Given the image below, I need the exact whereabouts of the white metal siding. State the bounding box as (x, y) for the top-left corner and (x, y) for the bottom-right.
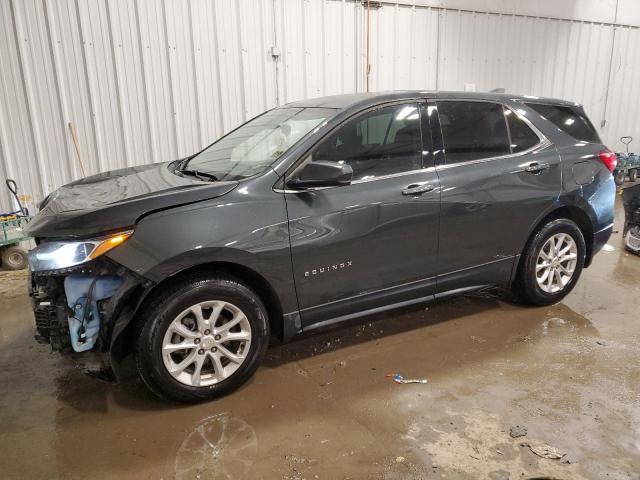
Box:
(603, 25), (640, 151)
(0, 0), (637, 213)
(436, 11), (614, 131)
(367, 4), (439, 91)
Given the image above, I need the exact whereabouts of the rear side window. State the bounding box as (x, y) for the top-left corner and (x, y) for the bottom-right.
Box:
(525, 103), (600, 143)
(437, 101), (510, 163)
(504, 108), (540, 153)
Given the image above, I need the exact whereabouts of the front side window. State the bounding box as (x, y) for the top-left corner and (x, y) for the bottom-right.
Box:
(504, 107), (540, 153)
(437, 101), (510, 164)
(185, 107), (336, 180)
(310, 103), (423, 181)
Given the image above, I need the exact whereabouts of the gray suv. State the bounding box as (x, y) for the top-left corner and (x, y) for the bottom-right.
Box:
(27, 91), (616, 402)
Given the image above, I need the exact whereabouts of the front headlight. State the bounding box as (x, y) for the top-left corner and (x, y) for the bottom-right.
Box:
(28, 230), (133, 272)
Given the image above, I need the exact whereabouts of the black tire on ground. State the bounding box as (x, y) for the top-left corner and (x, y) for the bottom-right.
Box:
(135, 274), (270, 403)
(1, 245), (28, 270)
(614, 170), (626, 185)
(513, 218), (586, 306)
(629, 169), (638, 182)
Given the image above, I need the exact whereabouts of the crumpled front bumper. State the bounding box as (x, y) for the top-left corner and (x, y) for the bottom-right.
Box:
(29, 257), (150, 381)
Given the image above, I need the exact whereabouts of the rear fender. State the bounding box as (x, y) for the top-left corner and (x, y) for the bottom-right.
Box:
(514, 196), (600, 279)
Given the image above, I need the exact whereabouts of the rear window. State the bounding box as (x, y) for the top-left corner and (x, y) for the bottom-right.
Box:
(525, 103), (600, 143)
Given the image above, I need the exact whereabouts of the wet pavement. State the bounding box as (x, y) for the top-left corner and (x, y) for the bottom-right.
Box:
(1, 200), (639, 480)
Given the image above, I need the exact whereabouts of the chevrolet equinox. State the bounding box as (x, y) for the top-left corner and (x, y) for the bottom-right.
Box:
(27, 91), (616, 402)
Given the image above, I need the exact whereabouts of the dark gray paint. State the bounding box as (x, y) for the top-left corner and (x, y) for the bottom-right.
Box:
(27, 161), (238, 238)
(432, 99), (563, 288)
(28, 91), (616, 358)
(285, 166), (441, 326)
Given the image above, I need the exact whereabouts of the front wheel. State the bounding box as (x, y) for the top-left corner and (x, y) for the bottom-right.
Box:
(629, 169), (638, 182)
(514, 219), (586, 306)
(614, 170), (626, 185)
(135, 275), (269, 403)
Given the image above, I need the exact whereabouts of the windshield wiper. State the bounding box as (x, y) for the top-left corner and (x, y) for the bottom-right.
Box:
(180, 169), (218, 182)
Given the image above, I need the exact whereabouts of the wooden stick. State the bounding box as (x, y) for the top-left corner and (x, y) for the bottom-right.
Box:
(68, 122), (87, 177)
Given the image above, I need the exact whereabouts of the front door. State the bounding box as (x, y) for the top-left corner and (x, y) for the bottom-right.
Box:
(284, 102), (441, 328)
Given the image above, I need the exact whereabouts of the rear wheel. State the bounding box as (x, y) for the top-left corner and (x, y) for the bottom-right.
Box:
(629, 169), (638, 182)
(614, 170), (626, 185)
(1, 245), (27, 270)
(135, 275), (269, 403)
(514, 219), (586, 306)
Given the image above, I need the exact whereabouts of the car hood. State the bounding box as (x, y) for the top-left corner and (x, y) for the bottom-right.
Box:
(27, 162), (238, 238)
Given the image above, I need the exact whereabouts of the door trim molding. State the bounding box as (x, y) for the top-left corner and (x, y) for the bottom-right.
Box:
(303, 293), (434, 332)
(299, 274), (437, 329)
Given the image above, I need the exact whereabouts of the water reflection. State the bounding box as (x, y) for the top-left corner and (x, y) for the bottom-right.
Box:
(174, 413), (257, 480)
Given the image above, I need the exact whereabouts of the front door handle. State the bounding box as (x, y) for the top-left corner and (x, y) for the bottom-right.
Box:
(402, 184), (435, 196)
(525, 162), (550, 173)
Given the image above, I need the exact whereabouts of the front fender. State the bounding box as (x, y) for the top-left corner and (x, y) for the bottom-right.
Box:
(105, 173), (297, 379)
(143, 246), (295, 307)
(107, 245), (296, 380)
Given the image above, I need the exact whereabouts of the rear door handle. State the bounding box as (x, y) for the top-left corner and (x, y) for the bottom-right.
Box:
(402, 184), (435, 196)
(525, 162), (550, 173)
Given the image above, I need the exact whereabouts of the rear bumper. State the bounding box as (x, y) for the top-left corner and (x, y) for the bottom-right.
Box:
(590, 223), (613, 264)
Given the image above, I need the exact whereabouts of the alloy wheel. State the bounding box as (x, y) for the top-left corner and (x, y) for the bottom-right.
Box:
(535, 233), (578, 294)
(162, 301), (252, 387)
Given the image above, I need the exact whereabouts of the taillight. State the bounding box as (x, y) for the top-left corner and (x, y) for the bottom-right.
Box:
(598, 148), (617, 173)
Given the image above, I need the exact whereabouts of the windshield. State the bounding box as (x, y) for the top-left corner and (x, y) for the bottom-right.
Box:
(183, 107), (337, 180)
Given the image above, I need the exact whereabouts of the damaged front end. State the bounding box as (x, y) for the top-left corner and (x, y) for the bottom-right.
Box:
(29, 232), (151, 380)
(622, 184), (640, 255)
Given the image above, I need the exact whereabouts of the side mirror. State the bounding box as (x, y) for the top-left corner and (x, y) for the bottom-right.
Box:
(286, 160), (353, 189)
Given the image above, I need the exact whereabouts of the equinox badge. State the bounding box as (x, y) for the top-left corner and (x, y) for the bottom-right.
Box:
(304, 260), (353, 277)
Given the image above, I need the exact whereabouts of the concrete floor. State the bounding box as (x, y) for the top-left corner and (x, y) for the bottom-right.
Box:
(1, 199), (639, 480)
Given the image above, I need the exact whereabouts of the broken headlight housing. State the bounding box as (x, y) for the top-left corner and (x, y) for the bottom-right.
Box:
(28, 231), (133, 272)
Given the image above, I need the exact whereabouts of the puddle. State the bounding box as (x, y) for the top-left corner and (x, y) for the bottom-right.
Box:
(174, 413), (257, 480)
(1, 209), (639, 480)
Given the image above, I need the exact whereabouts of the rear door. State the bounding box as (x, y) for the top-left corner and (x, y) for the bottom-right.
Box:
(432, 99), (561, 292)
(285, 102), (441, 328)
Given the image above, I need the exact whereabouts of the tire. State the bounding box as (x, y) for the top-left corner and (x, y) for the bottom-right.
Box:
(629, 169), (638, 182)
(514, 218), (586, 306)
(614, 170), (626, 185)
(135, 274), (270, 403)
(1, 245), (28, 270)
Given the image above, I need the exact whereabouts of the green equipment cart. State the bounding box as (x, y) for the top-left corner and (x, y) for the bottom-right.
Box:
(0, 215), (30, 270)
(0, 180), (31, 270)
(615, 136), (640, 185)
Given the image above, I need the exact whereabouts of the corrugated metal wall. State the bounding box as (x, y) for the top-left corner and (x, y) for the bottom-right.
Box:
(0, 0), (638, 213)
